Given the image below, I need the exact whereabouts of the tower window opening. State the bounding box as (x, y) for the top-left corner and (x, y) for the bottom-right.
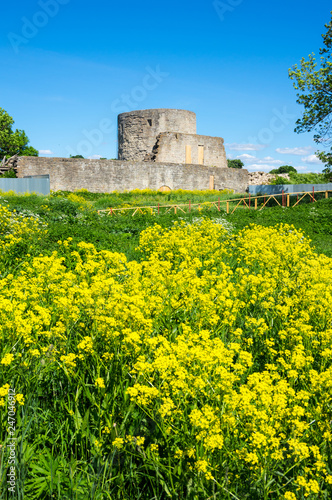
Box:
(147, 119), (153, 127)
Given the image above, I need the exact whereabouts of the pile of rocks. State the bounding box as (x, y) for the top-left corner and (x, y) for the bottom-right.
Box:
(248, 171), (290, 185)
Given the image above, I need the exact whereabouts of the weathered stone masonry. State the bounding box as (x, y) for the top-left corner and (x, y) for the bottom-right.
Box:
(118, 109), (197, 162)
(118, 109), (228, 168)
(16, 109), (248, 193)
(153, 132), (226, 168)
(16, 157), (248, 193)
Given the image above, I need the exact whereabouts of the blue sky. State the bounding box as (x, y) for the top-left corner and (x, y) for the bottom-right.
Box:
(1, 0), (331, 173)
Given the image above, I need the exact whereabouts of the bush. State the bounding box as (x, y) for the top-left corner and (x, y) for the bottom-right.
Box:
(288, 172), (327, 184)
(0, 169), (16, 178)
(269, 176), (292, 185)
(227, 159), (244, 169)
(270, 165), (297, 174)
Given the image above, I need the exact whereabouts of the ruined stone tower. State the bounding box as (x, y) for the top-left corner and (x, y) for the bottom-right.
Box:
(15, 108), (248, 193)
(118, 109), (227, 168)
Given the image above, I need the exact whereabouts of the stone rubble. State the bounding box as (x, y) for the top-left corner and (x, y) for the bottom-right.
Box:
(248, 171), (290, 185)
(0, 155), (18, 175)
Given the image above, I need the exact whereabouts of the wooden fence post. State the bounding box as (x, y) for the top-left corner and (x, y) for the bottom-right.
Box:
(287, 194), (290, 207)
(226, 201), (229, 214)
(326, 191), (328, 199)
(254, 198), (257, 210)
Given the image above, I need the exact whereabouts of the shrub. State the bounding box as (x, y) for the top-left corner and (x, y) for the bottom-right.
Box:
(270, 165), (297, 174)
(0, 169), (16, 178)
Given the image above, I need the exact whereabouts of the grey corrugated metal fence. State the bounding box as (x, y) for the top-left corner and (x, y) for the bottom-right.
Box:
(248, 183), (332, 195)
(0, 176), (50, 195)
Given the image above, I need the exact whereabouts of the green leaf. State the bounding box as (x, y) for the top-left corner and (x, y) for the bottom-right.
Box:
(0, 107), (38, 158)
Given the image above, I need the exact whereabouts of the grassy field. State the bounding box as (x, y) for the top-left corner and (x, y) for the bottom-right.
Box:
(0, 188), (331, 263)
(0, 189), (332, 499)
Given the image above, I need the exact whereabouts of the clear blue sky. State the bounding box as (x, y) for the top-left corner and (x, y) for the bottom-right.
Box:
(1, 0), (331, 173)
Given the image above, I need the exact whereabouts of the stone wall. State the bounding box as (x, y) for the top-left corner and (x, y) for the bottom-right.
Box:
(17, 157), (248, 193)
(152, 132), (227, 168)
(118, 109), (197, 161)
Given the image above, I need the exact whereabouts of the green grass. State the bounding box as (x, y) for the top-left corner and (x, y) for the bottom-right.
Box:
(52, 188), (238, 209)
(0, 188), (331, 262)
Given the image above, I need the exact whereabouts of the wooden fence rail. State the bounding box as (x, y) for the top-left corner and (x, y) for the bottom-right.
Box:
(97, 189), (331, 217)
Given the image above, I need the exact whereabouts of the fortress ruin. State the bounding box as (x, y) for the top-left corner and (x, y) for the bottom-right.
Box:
(118, 109), (227, 168)
(16, 109), (248, 193)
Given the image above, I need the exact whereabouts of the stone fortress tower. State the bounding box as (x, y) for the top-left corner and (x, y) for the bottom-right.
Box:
(118, 109), (228, 168)
(16, 108), (248, 194)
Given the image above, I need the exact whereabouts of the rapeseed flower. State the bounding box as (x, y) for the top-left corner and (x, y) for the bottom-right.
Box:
(0, 218), (332, 498)
(95, 378), (105, 389)
(15, 394), (24, 405)
(1, 353), (14, 365)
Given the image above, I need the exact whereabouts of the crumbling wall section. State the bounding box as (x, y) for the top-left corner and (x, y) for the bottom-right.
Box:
(248, 171), (290, 185)
(153, 132), (227, 168)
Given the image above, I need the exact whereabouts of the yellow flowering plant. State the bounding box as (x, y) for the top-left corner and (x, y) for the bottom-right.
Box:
(0, 217), (332, 498)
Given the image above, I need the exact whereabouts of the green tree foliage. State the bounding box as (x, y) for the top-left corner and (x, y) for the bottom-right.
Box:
(269, 167), (327, 185)
(269, 176), (292, 185)
(270, 165), (298, 175)
(0, 108), (38, 159)
(0, 169), (17, 178)
(288, 172), (327, 184)
(289, 12), (332, 180)
(227, 159), (244, 169)
(69, 154), (85, 159)
(320, 156), (332, 181)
